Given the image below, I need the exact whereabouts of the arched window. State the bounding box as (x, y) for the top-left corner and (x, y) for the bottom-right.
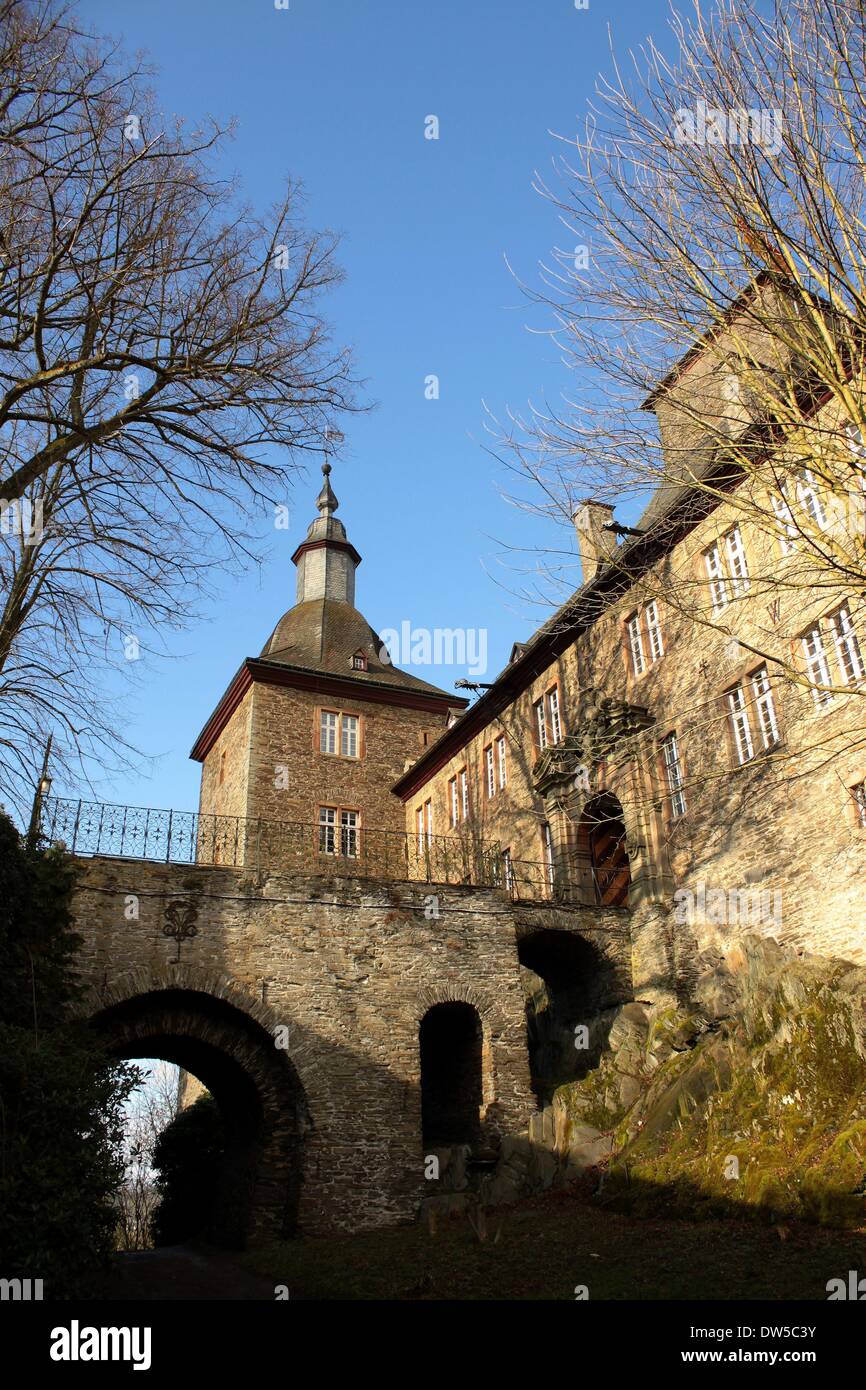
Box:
(419, 1002), (483, 1146)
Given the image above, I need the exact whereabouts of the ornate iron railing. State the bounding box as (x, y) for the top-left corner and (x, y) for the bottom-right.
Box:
(40, 797), (536, 891)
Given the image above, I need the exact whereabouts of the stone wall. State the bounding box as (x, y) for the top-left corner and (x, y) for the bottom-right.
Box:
(68, 854), (632, 1236)
(400, 479), (866, 984)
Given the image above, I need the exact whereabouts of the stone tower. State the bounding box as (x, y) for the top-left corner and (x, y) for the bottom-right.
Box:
(191, 464), (465, 845)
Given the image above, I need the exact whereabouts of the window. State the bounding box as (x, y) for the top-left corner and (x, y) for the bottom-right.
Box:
(796, 469), (827, 530)
(830, 602), (864, 686)
(542, 822), (555, 893)
(770, 488), (797, 555)
(626, 612), (646, 676)
(351, 650), (367, 671)
(646, 601), (664, 662)
(448, 776), (459, 828)
(341, 714), (359, 758)
(751, 666), (781, 751)
(320, 709), (361, 758)
(801, 623), (833, 706)
(704, 540), (729, 611)
(484, 745), (495, 798)
(547, 687), (562, 744)
(341, 810), (359, 857)
(320, 806), (359, 856)
(535, 686), (563, 751)
(626, 602), (664, 676)
(416, 805), (424, 854)
(661, 733), (687, 819)
(497, 735), (507, 789)
(319, 806), (337, 854)
(534, 698), (548, 751)
(852, 781), (866, 830)
(320, 710), (338, 755)
(771, 471), (829, 554)
(459, 767), (469, 819)
(726, 666), (780, 765)
(424, 799), (433, 845)
(502, 848), (514, 892)
(703, 525), (749, 611)
(725, 525), (750, 595)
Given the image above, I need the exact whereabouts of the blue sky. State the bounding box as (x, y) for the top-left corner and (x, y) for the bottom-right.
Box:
(68, 0), (674, 813)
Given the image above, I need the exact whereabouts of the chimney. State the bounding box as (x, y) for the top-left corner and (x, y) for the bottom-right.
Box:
(572, 500), (617, 583)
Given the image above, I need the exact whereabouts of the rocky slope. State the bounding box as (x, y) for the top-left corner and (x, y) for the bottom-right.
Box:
(483, 934), (866, 1228)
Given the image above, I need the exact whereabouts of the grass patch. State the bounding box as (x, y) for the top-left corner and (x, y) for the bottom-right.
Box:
(243, 1188), (866, 1300)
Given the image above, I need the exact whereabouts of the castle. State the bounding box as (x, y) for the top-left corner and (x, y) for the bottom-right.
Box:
(52, 274), (866, 1239)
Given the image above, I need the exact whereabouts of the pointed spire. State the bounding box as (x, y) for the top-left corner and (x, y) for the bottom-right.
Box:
(291, 457), (361, 606)
(316, 461), (339, 518)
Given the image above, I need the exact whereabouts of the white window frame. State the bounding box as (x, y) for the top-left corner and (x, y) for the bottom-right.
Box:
(502, 847), (514, 891)
(340, 714), (359, 758)
(771, 487), (797, 555)
(497, 735), (507, 789)
(704, 540), (730, 612)
(319, 709), (338, 755)
(535, 697), (548, 751)
(449, 776), (459, 828)
(542, 822), (555, 893)
(340, 809), (359, 858)
(750, 665), (780, 750)
(416, 806), (424, 854)
(645, 601), (664, 662)
(830, 602), (864, 686)
(796, 469), (827, 530)
(424, 798), (433, 846)
(725, 524), (750, 596)
(459, 767), (469, 820)
(661, 733), (687, 819)
(319, 806), (337, 854)
(627, 612), (646, 676)
(852, 781), (866, 830)
(801, 624), (833, 705)
(726, 684), (754, 765)
(485, 744), (495, 798)
(547, 687), (562, 744)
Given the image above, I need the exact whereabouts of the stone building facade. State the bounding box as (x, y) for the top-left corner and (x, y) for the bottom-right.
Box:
(394, 277), (866, 995)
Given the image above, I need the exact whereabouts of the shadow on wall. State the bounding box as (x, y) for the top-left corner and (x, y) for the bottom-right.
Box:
(518, 929), (627, 1106)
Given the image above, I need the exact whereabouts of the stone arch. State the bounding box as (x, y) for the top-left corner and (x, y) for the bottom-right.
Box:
(517, 926), (623, 1103)
(415, 982), (499, 1109)
(86, 975), (313, 1244)
(419, 1001), (484, 1147)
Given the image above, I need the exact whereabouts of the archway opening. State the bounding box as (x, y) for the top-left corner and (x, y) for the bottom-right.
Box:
(575, 792), (631, 906)
(419, 1002), (483, 1147)
(91, 989), (308, 1247)
(518, 929), (619, 1103)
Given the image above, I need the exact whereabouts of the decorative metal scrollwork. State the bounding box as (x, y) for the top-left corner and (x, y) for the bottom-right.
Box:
(163, 899), (199, 962)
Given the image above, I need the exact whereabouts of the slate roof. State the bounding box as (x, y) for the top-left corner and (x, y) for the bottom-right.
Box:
(259, 597), (455, 699)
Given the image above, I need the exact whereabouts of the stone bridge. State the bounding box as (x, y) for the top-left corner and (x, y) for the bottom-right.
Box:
(69, 852), (631, 1242)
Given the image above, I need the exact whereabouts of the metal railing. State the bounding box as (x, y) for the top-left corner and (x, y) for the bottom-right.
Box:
(41, 797), (537, 892)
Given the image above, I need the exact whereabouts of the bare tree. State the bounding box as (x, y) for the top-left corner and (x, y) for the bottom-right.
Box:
(0, 0), (359, 810)
(490, 0), (866, 690)
(115, 1060), (180, 1252)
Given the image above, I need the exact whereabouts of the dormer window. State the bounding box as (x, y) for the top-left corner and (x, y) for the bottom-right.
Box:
(351, 650), (368, 672)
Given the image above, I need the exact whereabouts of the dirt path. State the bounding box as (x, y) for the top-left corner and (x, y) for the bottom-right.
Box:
(104, 1244), (279, 1300)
